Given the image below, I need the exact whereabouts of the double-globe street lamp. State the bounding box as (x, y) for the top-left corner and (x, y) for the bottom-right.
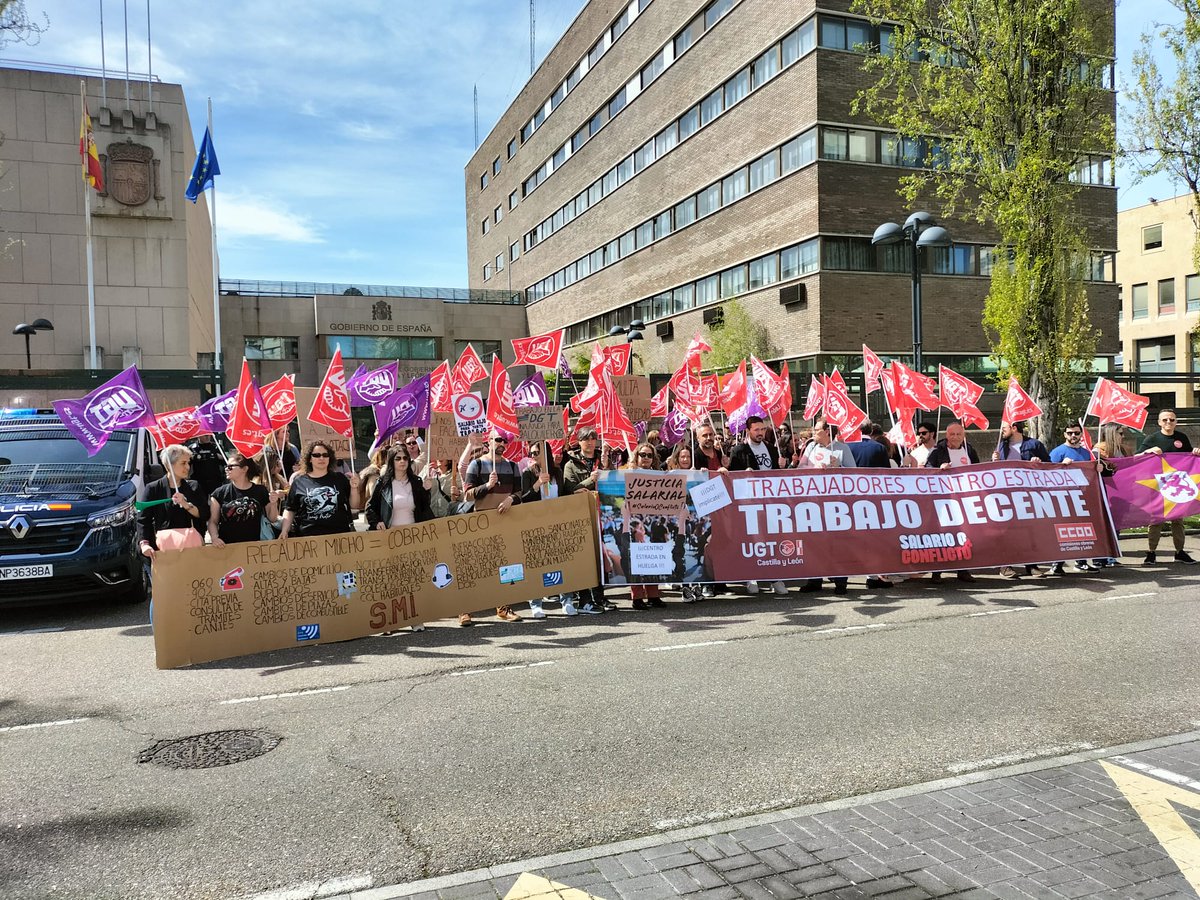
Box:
(11, 318), (54, 370)
(870, 211), (951, 373)
(608, 319), (645, 373)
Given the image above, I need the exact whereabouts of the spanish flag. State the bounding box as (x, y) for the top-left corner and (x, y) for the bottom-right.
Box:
(79, 102), (103, 192)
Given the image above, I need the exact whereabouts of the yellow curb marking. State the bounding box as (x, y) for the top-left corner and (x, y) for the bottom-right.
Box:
(503, 871), (607, 900)
(1101, 760), (1200, 893)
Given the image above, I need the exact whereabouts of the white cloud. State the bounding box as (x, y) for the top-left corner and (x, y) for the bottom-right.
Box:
(218, 192), (324, 245)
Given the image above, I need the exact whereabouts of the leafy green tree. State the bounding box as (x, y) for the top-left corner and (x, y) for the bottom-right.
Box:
(703, 299), (775, 371)
(1124, 2), (1200, 271)
(852, 0), (1112, 437)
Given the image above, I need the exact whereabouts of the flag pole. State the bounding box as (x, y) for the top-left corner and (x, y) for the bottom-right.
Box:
(207, 98), (222, 390)
(99, 1), (107, 108)
(81, 82), (99, 370)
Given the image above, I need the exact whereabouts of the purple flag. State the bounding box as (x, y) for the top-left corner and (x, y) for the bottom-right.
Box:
(659, 408), (689, 448)
(558, 353), (572, 378)
(634, 421), (647, 441)
(196, 388), (237, 433)
(727, 394), (768, 436)
(1105, 453), (1200, 530)
(369, 374), (431, 454)
(346, 361), (398, 407)
(513, 372), (548, 408)
(53, 366), (159, 456)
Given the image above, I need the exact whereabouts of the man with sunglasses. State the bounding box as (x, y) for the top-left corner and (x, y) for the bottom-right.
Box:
(1043, 424), (1099, 574)
(461, 430), (526, 623)
(902, 422), (937, 468)
(1138, 409), (1199, 564)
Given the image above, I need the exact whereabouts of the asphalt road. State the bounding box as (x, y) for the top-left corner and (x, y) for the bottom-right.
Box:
(1, 558), (1197, 900)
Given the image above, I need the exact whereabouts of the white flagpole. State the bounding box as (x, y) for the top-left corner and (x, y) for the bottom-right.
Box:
(99, 1), (107, 108)
(145, 0), (152, 114)
(208, 98), (222, 388)
(82, 81), (99, 370)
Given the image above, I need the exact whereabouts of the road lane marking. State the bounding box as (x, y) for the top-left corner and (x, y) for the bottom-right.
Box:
(504, 872), (606, 899)
(1102, 761), (1200, 894)
(948, 742), (1095, 774)
(0, 626), (67, 635)
(966, 607), (1035, 617)
(1109, 593), (1157, 601)
(0, 717), (90, 733)
(812, 624), (889, 635)
(1109, 755), (1200, 792)
(236, 872), (373, 900)
(645, 640), (729, 652)
(450, 660), (555, 677)
(220, 686), (350, 705)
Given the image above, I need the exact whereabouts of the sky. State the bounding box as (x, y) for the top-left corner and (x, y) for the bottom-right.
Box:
(3, 0), (1191, 289)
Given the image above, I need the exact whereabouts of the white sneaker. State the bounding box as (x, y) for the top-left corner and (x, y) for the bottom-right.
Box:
(772, 581), (788, 596)
(411, 625), (426, 632)
(745, 581), (760, 595)
(530, 600), (546, 619)
(562, 598), (578, 616)
(701, 585), (716, 599)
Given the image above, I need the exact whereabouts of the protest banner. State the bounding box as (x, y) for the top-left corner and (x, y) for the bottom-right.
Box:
(151, 492), (601, 668)
(598, 462), (1119, 583)
(1104, 453), (1200, 531)
(613, 375), (652, 423)
(624, 472), (689, 520)
(516, 404), (565, 441)
(296, 387), (352, 462)
(426, 411), (468, 466)
(453, 392), (488, 436)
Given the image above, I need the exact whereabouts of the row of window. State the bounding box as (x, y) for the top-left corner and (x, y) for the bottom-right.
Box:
(561, 236), (1117, 347)
(245, 336), (509, 363)
(520, 0), (738, 201)
(1135, 334), (1200, 374)
(1129, 274), (1200, 320)
(479, 0), (655, 194)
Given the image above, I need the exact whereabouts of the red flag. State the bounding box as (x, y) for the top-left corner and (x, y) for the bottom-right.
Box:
(802, 375), (825, 420)
(822, 373), (868, 436)
(603, 343), (632, 376)
(684, 333), (712, 370)
(862, 345), (884, 394)
(308, 348), (353, 438)
(751, 357), (787, 412)
(880, 368), (900, 415)
(772, 361), (792, 428)
(572, 344), (611, 412)
(597, 382), (638, 440)
(887, 410), (917, 452)
(261, 374), (297, 429)
(485, 355), (519, 435)
(673, 371), (715, 424)
(1001, 376), (1042, 426)
(148, 406), (207, 450)
(451, 344), (488, 395)
(1078, 418), (1094, 453)
(650, 384), (670, 418)
(890, 361), (940, 412)
(511, 329), (564, 369)
(718, 361), (748, 416)
(501, 438), (527, 462)
(937, 366), (989, 430)
(229, 360), (274, 456)
(1089, 378), (1149, 430)
(429, 361), (453, 413)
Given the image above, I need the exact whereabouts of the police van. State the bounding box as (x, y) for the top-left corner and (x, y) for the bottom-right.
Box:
(0, 409), (160, 606)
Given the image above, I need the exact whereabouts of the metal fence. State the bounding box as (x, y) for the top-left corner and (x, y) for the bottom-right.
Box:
(220, 279), (525, 306)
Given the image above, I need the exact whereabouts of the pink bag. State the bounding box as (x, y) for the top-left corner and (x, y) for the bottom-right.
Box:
(156, 527), (202, 551)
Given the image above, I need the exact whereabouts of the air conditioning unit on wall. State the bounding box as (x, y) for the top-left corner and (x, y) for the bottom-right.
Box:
(656, 321), (673, 340)
(702, 307), (724, 326)
(780, 284), (807, 307)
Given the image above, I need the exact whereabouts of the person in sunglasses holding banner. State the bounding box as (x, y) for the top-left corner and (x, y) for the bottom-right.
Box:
(279, 441), (361, 539)
(208, 453), (284, 546)
(563, 428), (611, 615)
(461, 430), (525, 625)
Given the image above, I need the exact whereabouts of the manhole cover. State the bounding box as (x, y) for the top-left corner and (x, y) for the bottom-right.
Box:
(137, 729), (282, 769)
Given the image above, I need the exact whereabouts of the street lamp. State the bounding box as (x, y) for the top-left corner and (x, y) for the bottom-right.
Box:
(870, 212), (950, 373)
(11, 318), (54, 370)
(608, 319), (645, 374)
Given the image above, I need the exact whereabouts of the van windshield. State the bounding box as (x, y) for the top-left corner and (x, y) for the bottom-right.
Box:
(0, 430), (131, 495)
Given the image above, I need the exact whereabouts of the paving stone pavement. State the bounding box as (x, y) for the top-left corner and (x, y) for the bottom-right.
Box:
(337, 733), (1200, 900)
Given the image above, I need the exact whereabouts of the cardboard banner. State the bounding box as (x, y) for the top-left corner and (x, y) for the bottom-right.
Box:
(1105, 453), (1200, 531)
(598, 462), (1119, 583)
(517, 404), (566, 441)
(426, 411), (468, 468)
(296, 386), (352, 463)
(613, 375), (652, 423)
(151, 492), (601, 668)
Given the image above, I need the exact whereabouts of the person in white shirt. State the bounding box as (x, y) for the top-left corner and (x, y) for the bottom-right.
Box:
(798, 418), (856, 595)
(902, 422), (937, 467)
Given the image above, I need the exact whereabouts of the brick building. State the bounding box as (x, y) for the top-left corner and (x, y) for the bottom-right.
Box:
(465, 0), (1119, 391)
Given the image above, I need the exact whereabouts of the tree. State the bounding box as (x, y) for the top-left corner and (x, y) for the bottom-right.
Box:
(703, 299), (775, 371)
(1124, 2), (1200, 271)
(0, 1), (47, 48)
(852, 0), (1112, 438)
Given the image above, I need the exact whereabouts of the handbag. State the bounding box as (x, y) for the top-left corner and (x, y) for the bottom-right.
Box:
(260, 516), (280, 541)
(157, 527), (203, 551)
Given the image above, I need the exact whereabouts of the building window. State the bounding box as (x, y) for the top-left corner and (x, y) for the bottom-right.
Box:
(495, 254), (504, 273)
(782, 19), (816, 65)
(704, 0), (733, 29)
(455, 340), (502, 360)
(696, 274), (719, 305)
(510, 242), (520, 263)
(697, 183), (720, 217)
(722, 166), (749, 205)
(483, 264), (492, 281)
(328, 336), (441, 361)
(724, 68), (750, 107)
(1136, 336), (1175, 373)
(480, 172), (488, 190)
(244, 337), (298, 360)
(494, 205), (503, 224)
(822, 236), (875, 271)
(1187, 274), (1199, 312)
(482, 218), (490, 235)
(636, 220), (654, 249)
(720, 264), (747, 298)
(679, 105), (700, 141)
(752, 46), (780, 88)
(675, 196), (697, 228)
(822, 127), (849, 160)
(492, 157), (501, 177)
(749, 253), (779, 290)
(1143, 224), (1163, 251)
(508, 138), (517, 159)
(1131, 283), (1148, 319)
(701, 87), (723, 124)
(654, 209), (672, 239)
(1158, 278), (1175, 314)
(782, 130), (816, 172)
(509, 190), (518, 210)
(750, 149), (780, 191)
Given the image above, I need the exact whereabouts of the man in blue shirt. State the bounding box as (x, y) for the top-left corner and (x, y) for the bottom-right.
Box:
(1047, 423), (1098, 574)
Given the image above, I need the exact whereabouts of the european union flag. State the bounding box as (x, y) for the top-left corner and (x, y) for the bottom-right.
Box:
(185, 127), (220, 202)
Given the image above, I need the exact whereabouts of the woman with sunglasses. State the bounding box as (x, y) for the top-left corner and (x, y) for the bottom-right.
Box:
(366, 445), (433, 530)
(279, 441), (361, 538)
(620, 443), (667, 610)
(207, 453), (284, 546)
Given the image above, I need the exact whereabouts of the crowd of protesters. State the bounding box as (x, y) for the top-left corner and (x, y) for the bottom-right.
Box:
(137, 408), (1198, 627)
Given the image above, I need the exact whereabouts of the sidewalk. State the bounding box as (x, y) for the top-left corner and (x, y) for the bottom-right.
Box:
(342, 732), (1200, 900)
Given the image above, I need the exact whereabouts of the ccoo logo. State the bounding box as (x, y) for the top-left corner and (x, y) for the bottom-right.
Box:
(83, 387), (150, 432)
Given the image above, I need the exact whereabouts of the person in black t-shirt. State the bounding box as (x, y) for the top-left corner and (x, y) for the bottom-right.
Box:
(1138, 409), (1200, 564)
(279, 441), (361, 538)
(208, 453), (284, 545)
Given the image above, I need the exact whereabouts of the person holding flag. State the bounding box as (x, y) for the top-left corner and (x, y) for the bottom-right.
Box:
(991, 421), (1051, 462)
(1137, 409), (1200, 565)
(279, 441), (360, 538)
(138, 444), (209, 621)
